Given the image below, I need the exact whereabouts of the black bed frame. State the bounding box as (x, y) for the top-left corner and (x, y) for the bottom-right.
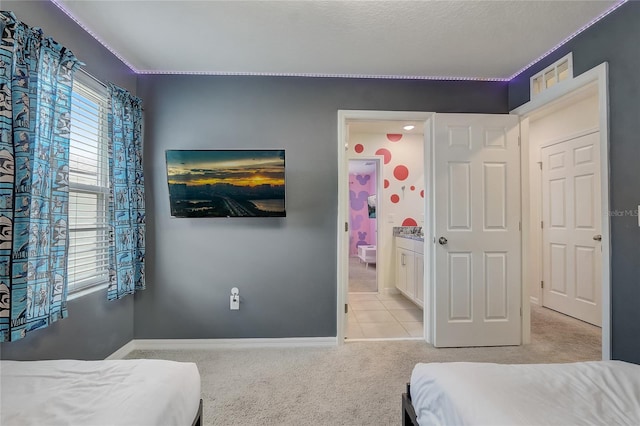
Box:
(191, 399), (203, 426)
(402, 383), (419, 426)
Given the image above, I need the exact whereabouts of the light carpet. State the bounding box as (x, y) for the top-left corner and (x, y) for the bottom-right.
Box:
(127, 304), (601, 425)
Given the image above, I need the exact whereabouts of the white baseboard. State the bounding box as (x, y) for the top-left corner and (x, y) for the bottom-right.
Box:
(106, 340), (136, 360)
(530, 296), (540, 305)
(106, 337), (338, 358)
(383, 287), (400, 295)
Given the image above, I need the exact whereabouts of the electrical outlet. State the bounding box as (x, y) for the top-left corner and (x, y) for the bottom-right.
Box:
(230, 295), (239, 310)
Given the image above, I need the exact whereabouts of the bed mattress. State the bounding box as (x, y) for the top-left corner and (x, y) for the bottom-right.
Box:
(410, 360), (640, 426)
(0, 359), (201, 426)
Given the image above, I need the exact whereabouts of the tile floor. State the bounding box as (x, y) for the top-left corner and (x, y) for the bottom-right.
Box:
(345, 292), (423, 339)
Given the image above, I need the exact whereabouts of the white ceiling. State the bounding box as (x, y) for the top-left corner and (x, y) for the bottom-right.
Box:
(51, 0), (622, 80)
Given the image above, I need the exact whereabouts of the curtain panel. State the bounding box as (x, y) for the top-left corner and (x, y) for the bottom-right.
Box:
(106, 84), (145, 300)
(0, 11), (81, 342)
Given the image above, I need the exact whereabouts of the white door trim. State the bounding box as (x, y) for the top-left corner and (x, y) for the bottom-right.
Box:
(337, 110), (434, 344)
(512, 62), (611, 360)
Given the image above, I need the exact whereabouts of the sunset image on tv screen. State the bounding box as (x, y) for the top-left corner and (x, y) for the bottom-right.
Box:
(165, 150), (286, 217)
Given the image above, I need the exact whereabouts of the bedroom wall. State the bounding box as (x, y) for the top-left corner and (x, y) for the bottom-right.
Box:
(135, 75), (508, 339)
(0, 0), (136, 360)
(508, 1), (640, 364)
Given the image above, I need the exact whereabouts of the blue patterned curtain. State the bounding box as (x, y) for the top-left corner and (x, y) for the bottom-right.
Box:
(0, 12), (81, 341)
(106, 84), (145, 300)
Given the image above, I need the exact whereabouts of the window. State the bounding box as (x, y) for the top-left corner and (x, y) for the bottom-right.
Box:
(67, 72), (110, 294)
(530, 53), (573, 98)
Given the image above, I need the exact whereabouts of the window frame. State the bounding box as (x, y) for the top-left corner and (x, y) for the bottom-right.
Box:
(66, 71), (111, 298)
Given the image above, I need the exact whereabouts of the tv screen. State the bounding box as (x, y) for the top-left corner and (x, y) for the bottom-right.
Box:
(165, 149), (286, 218)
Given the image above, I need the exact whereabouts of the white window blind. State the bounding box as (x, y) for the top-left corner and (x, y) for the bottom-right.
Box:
(68, 72), (110, 293)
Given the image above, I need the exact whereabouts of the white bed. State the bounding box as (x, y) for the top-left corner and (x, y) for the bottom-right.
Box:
(0, 359), (201, 426)
(409, 360), (640, 426)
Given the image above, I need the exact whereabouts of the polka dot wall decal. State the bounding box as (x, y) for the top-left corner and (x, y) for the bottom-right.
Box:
(402, 218), (418, 226)
(386, 134), (402, 142)
(384, 179), (389, 189)
(354, 144), (364, 153)
(393, 165), (409, 181)
(420, 189), (425, 198)
(410, 185), (415, 191)
(390, 194), (400, 203)
(375, 148), (392, 164)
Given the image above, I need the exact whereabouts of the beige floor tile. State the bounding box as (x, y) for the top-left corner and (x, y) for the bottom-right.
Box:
(349, 300), (387, 311)
(400, 321), (424, 337)
(346, 321), (365, 339)
(389, 308), (423, 322)
(360, 322), (410, 338)
(348, 293), (380, 302)
(353, 310), (397, 323)
(380, 298), (417, 310)
(376, 292), (405, 301)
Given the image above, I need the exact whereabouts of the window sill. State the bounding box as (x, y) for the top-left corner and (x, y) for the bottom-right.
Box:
(67, 282), (109, 301)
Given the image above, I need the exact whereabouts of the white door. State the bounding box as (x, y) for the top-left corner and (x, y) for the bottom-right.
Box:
(433, 114), (521, 347)
(541, 132), (601, 326)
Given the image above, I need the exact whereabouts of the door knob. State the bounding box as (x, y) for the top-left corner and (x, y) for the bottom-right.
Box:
(593, 234), (602, 241)
(438, 237), (448, 245)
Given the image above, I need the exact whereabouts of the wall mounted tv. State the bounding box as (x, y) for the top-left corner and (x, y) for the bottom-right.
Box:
(165, 149), (286, 218)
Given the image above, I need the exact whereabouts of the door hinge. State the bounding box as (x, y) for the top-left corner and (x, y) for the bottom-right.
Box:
(538, 161), (542, 170)
(541, 221), (544, 229)
(345, 222), (349, 232)
(520, 307), (522, 317)
(519, 222), (521, 231)
(541, 281), (544, 289)
(345, 304), (348, 314)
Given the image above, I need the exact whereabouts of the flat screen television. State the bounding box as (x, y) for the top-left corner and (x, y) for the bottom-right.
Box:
(165, 149), (286, 218)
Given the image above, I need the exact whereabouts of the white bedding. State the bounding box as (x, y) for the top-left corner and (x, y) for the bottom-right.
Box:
(0, 359), (201, 426)
(410, 361), (640, 426)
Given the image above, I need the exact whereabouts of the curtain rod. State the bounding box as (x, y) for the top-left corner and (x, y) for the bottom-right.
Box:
(78, 68), (107, 89)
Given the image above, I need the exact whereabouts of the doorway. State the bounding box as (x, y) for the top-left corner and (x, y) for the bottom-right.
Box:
(339, 113), (431, 340)
(348, 159), (379, 294)
(514, 63), (610, 359)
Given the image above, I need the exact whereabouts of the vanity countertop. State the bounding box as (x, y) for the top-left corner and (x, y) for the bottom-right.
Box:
(396, 234), (424, 242)
(393, 226), (424, 242)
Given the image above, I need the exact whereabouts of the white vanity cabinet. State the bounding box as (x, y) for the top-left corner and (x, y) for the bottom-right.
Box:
(395, 237), (424, 308)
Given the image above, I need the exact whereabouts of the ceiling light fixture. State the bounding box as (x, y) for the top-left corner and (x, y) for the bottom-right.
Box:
(403, 125), (415, 131)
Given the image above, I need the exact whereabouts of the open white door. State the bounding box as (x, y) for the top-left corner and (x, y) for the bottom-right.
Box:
(433, 114), (521, 347)
(541, 132), (602, 326)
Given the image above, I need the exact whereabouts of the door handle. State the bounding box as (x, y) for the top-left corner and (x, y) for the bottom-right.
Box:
(438, 237), (448, 245)
(593, 234), (602, 241)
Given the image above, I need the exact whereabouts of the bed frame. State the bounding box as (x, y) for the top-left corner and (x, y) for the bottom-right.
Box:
(191, 399), (203, 426)
(402, 383), (419, 426)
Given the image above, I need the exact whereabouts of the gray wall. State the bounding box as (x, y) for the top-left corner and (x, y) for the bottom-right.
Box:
(508, 1), (640, 364)
(135, 75), (508, 339)
(0, 1), (136, 360)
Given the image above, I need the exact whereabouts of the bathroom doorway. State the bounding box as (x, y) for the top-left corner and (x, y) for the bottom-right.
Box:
(341, 116), (428, 340)
(348, 159), (379, 294)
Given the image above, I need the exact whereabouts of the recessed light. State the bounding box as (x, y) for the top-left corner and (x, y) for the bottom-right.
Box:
(403, 125), (415, 131)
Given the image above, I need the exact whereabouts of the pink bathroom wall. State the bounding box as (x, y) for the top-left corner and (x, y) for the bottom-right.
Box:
(349, 168), (377, 256)
(350, 133), (424, 228)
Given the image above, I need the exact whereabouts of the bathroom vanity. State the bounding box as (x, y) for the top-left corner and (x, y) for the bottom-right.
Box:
(395, 234), (424, 308)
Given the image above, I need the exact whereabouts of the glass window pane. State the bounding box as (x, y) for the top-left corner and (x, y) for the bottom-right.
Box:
(557, 60), (570, 81)
(545, 69), (557, 89)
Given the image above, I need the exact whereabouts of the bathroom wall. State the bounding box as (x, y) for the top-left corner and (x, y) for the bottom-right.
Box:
(348, 168), (377, 256)
(348, 132), (424, 291)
